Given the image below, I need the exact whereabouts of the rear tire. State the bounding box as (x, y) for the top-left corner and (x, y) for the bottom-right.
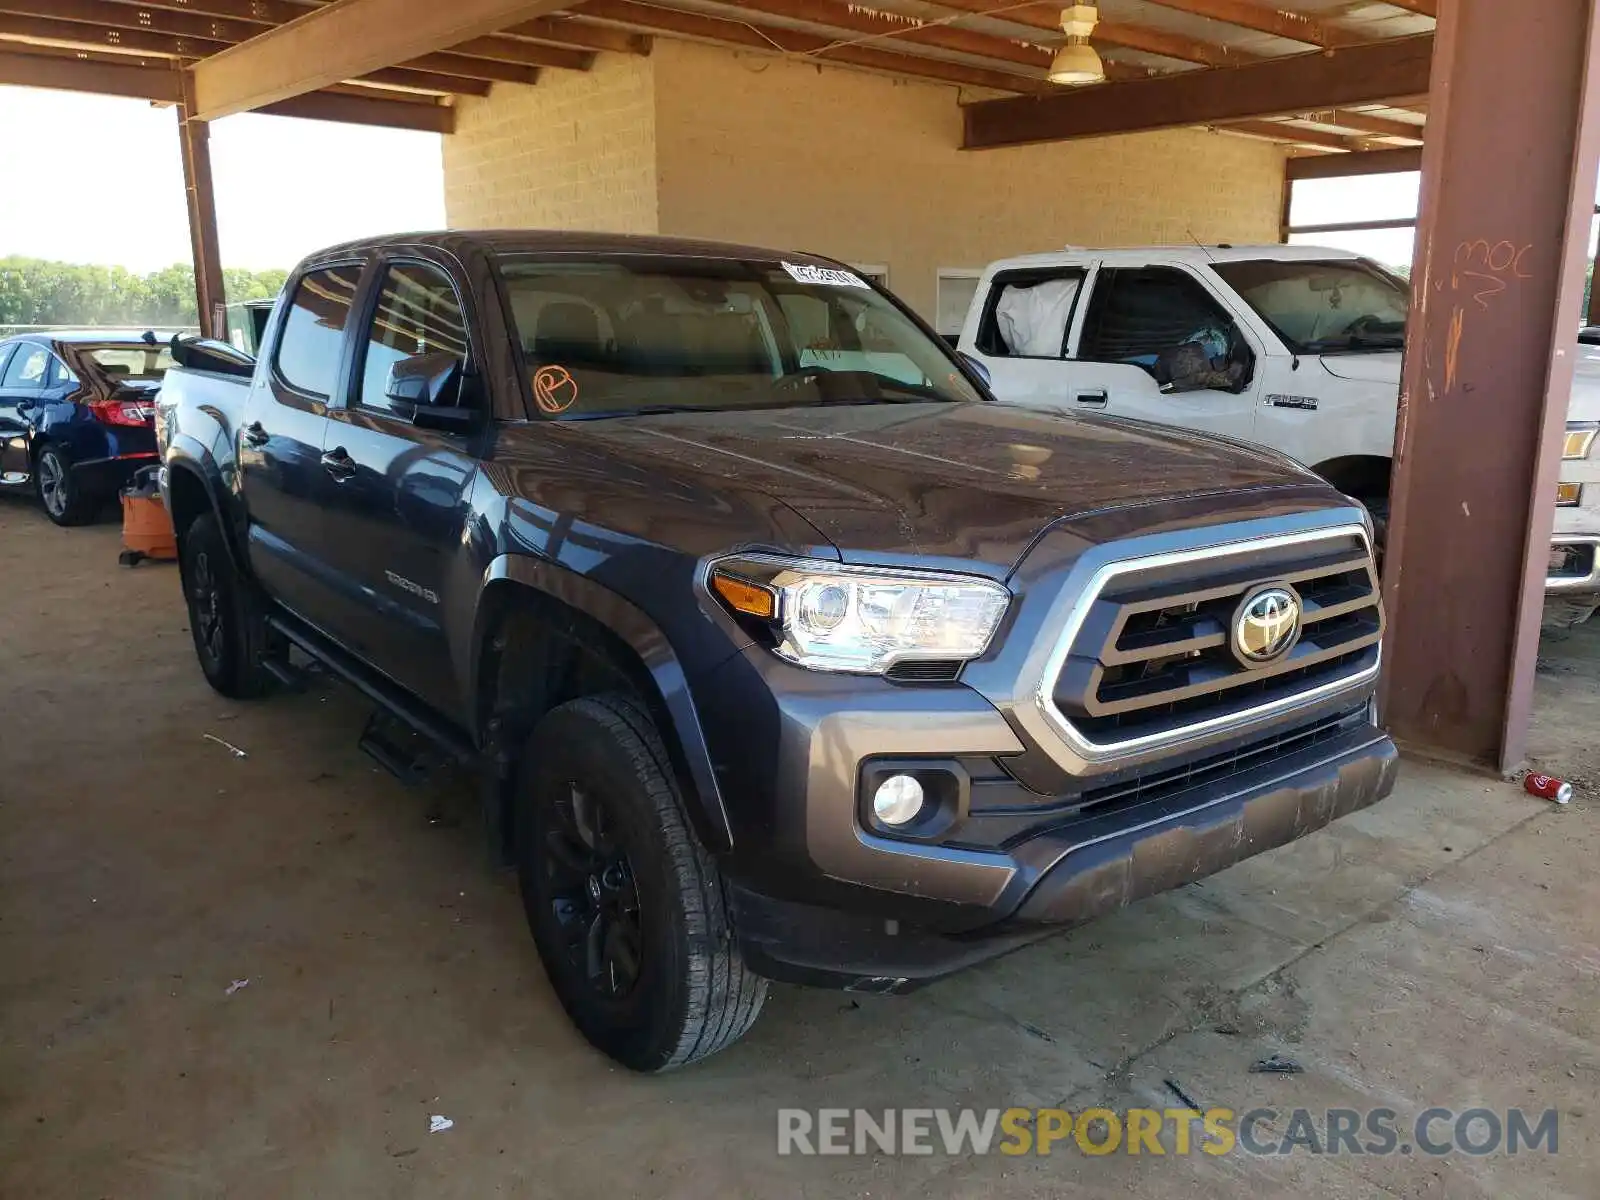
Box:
(515, 693), (766, 1072)
(34, 444), (97, 527)
(178, 512), (275, 699)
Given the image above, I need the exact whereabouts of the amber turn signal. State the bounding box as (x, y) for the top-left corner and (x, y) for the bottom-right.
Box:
(711, 571), (776, 619)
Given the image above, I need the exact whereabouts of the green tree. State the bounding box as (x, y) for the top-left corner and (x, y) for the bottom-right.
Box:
(0, 257), (288, 328)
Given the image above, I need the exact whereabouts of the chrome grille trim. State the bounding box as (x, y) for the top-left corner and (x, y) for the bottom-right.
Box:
(1034, 524), (1381, 766)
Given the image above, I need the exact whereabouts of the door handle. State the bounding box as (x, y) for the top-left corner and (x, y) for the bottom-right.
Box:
(1075, 389), (1109, 406)
(242, 421), (269, 447)
(320, 446), (357, 481)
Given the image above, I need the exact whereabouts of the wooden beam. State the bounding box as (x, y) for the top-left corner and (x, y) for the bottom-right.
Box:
(1293, 107), (1424, 141)
(443, 34), (592, 71)
(917, 0), (1252, 68)
(707, 0), (1054, 73)
(1382, 0), (1436, 15)
(191, 0), (570, 119)
(1284, 145), (1422, 179)
(0, 44), (177, 97)
(358, 65), (492, 95)
(0, 12), (228, 57)
(578, 0), (1054, 93)
(963, 34), (1434, 149)
(177, 68), (226, 340)
(1222, 118), (1364, 152)
(259, 87), (455, 130)
(501, 15), (650, 55)
(406, 50), (543, 85)
(1139, 0), (1353, 48)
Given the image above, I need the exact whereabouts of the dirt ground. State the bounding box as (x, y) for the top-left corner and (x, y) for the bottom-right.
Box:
(2, 498), (1598, 1199)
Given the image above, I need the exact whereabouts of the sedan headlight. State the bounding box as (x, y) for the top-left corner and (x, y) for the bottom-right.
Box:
(710, 556), (1010, 674)
(1565, 424), (1598, 459)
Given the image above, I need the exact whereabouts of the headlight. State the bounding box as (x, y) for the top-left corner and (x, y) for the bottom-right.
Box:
(1565, 425), (1598, 459)
(710, 556), (1010, 674)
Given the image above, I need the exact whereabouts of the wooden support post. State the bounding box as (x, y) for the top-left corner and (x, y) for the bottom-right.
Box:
(1380, 1), (1600, 770)
(177, 66), (226, 340)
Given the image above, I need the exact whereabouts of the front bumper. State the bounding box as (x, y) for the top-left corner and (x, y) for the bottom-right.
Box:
(727, 714), (1397, 991)
(1546, 535), (1600, 595)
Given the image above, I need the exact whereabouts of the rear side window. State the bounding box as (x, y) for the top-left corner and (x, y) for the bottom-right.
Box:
(46, 356), (77, 387)
(2, 344), (48, 389)
(274, 265), (361, 397)
(976, 269), (1086, 358)
(1078, 267), (1235, 367)
(356, 262), (470, 415)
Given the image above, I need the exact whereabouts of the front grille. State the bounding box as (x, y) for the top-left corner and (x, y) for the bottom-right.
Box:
(1051, 530), (1382, 745)
(1550, 541), (1596, 580)
(886, 659), (964, 683)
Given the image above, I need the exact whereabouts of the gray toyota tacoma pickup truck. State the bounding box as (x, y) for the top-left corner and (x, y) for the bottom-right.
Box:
(157, 231), (1398, 1071)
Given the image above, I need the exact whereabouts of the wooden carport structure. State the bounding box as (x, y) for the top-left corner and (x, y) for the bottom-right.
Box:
(1, 0), (1596, 775)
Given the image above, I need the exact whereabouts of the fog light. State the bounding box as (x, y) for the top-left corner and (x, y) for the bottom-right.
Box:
(872, 774), (925, 825)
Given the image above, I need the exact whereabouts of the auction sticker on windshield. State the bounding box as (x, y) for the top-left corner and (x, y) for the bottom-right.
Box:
(782, 262), (870, 289)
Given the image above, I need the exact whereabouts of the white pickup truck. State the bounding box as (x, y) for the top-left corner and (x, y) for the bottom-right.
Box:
(956, 244), (1600, 624)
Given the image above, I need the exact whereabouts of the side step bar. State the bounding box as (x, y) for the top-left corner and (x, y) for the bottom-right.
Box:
(265, 613), (477, 766)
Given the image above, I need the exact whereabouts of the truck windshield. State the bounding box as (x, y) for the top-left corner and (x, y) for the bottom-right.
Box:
(1211, 258), (1409, 355)
(85, 345), (177, 381)
(497, 256), (983, 419)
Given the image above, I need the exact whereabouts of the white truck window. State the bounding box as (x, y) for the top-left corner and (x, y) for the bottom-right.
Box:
(974, 269), (1087, 359)
(1078, 267), (1236, 370)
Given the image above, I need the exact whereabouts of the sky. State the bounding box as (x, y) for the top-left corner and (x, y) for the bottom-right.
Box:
(0, 87), (445, 273)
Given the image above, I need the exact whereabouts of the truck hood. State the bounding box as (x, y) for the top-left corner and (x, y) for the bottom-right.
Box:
(1323, 347), (1600, 422)
(549, 402), (1316, 573)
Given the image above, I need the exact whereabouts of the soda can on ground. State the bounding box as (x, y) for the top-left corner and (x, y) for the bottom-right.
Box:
(1524, 773), (1573, 805)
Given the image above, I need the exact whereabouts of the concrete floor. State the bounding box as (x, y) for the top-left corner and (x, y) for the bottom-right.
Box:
(2, 500), (1597, 1199)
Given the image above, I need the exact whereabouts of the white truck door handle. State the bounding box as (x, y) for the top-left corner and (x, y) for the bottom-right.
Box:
(1075, 390), (1108, 406)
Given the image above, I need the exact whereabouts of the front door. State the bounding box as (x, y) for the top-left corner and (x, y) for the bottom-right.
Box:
(0, 342), (30, 483)
(318, 258), (480, 714)
(236, 261), (362, 620)
(1069, 265), (1263, 443)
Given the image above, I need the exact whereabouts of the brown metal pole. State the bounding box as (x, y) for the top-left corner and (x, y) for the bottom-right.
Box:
(177, 65), (226, 340)
(1380, 0), (1600, 771)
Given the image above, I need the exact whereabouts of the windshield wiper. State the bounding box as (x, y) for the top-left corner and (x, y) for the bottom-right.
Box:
(1305, 334), (1406, 354)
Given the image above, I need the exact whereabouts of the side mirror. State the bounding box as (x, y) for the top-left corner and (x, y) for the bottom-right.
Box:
(957, 351), (992, 388)
(386, 351), (481, 432)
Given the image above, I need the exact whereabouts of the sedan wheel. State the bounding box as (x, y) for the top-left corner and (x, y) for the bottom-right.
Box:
(34, 447), (93, 526)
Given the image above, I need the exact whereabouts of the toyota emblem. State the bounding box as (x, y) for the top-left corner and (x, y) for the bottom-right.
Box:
(1231, 584), (1302, 667)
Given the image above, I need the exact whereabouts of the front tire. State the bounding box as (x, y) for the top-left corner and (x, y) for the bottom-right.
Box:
(178, 513), (275, 699)
(515, 694), (767, 1072)
(34, 445), (97, 526)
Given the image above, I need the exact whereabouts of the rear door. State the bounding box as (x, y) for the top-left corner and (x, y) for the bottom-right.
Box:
(959, 262), (1093, 406)
(1069, 264), (1263, 442)
(237, 261), (363, 618)
(317, 255), (481, 713)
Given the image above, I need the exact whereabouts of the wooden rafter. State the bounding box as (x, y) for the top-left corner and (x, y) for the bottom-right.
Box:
(499, 16), (651, 55)
(905, 0), (1254, 68)
(1380, 0), (1436, 15)
(577, 0), (1056, 93)
(963, 33), (1434, 148)
(696, 0), (1057, 74)
(1293, 107), (1424, 141)
(0, 41), (454, 129)
(1138, 0), (1357, 49)
(1221, 118), (1366, 152)
(9, 0), (596, 73)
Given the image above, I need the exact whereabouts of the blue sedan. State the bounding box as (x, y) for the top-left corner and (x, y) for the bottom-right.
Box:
(0, 331), (166, 526)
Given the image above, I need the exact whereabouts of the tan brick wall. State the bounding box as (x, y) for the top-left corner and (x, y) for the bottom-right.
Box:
(440, 40), (1286, 318)
(442, 55), (659, 234)
(653, 41), (1286, 316)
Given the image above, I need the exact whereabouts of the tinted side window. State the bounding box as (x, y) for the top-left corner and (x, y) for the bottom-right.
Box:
(976, 269), (1086, 358)
(0, 345), (14, 381)
(1078, 267), (1235, 367)
(46, 355), (78, 388)
(357, 263), (469, 414)
(274, 265), (361, 397)
(2, 345), (48, 389)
